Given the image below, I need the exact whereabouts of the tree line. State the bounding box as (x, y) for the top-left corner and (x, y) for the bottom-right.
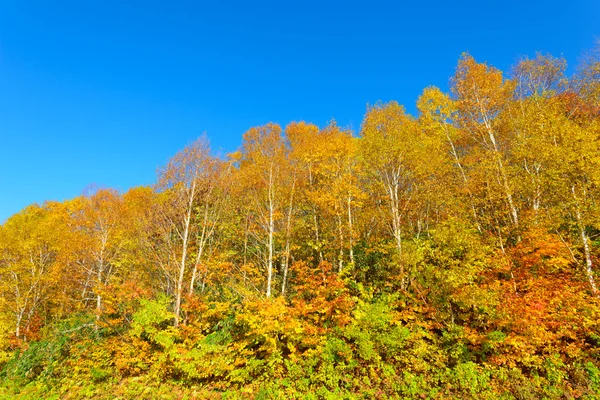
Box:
(1, 51), (599, 398)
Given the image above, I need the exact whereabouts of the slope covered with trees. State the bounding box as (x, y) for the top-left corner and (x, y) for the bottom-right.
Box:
(1, 51), (600, 399)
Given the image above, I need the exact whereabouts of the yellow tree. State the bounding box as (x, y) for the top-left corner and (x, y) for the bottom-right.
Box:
(237, 123), (289, 298)
(286, 121), (324, 263)
(334, 130), (363, 269)
(507, 53), (567, 217)
(573, 43), (600, 109)
(506, 53), (599, 295)
(452, 54), (519, 231)
(360, 102), (424, 285)
(417, 86), (480, 232)
(120, 186), (158, 285)
(188, 158), (231, 296)
(287, 122), (363, 271)
(155, 136), (221, 325)
(0, 203), (68, 340)
(70, 189), (126, 330)
(549, 94), (600, 296)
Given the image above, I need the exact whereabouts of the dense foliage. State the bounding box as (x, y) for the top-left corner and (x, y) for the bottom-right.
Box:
(1, 50), (600, 399)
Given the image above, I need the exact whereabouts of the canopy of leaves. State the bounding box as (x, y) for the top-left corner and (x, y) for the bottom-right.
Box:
(1, 47), (600, 399)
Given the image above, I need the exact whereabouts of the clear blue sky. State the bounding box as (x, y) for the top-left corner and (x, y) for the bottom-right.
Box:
(1, 0), (598, 222)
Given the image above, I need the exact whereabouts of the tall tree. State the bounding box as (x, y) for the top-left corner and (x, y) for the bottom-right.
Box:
(237, 124), (288, 298)
(71, 189), (126, 330)
(156, 136), (217, 325)
(360, 102), (423, 286)
(452, 54), (519, 230)
(287, 122), (324, 263)
(0, 204), (67, 340)
(417, 86), (480, 231)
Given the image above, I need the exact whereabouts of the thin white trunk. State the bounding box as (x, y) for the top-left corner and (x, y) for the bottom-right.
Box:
(95, 233), (107, 332)
(266, 165), (274, 298)
(572, 186), (598, 296)
(15, 311), (22, 339)
(387, 179), (403, 257)
(174, 179), (196, 326)
(337, 213), (344, 273)
(481, 107), (519, 228)
(523, 160), (542, 213)
(347, 195), (355, 265)
(281, 179), (295, 296)
(441, 122), (482, 232)
(385, 169), (404, 285)
(579, 224), (598, 296)
(95, 265), (102, 330)
(189, 196), (215, 294)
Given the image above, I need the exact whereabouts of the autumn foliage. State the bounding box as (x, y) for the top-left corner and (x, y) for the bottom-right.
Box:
(1, 50), (600, 398)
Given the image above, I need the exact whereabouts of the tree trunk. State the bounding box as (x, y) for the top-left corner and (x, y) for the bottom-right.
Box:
(174, 180), (196, 326)
(385, 169), (404, 286)
(281, 179), (295, 296)
(347, 195), (355, 265)
(337, 213), (344, 272)
(481, 113), (518, 228)
(266, 165), (275, 298)
(189, 200), (212, 295)
(573, 186), (598, 296)
(441, 122), (482, 232)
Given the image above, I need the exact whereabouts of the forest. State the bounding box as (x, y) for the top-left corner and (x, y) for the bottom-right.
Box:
(1, 51), (600, 399)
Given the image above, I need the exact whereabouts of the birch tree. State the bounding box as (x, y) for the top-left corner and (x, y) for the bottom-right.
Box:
(0, 204), (66, 340)
(360, 102), (422, 286)
(156, 136), (216, 325)
(452, 54), (519, 229)
(238, 123), (288, 298)
(72, 189), (126, 330)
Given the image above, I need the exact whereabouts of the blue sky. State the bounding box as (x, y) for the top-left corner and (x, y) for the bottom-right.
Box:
(1, 0), (598, 222)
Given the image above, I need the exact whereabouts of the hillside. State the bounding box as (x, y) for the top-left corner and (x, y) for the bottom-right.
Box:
(1, 52), (600, 399)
